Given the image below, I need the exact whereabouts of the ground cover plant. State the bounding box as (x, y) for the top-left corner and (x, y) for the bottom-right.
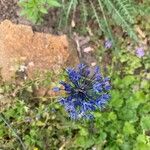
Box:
(0, 45), (149, 149)
(0, 0), (150, 150)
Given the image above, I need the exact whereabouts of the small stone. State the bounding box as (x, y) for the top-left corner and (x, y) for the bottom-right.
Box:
(0, 20), (78, 81)
(91, 62), (96, 66)
(83, 47), (94, 53)
(0, 94), (5, 100)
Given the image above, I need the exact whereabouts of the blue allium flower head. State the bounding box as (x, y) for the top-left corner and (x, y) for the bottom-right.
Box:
(55, 64), (111, 120)
(93, 82), (103, 92)
(66, 68), (81, 82)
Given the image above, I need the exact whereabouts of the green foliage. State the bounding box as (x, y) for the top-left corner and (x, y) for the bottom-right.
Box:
(0, 46), (150, 149)
(140, 116), (150, 131)
(17, 0), (150, 47)
(19, 0), (61, 23)
(18, 0), (150, 43)
(58, 0), (140, 43)
(0, 0), (149, 149)
(136, 0), (150, 16)
(101, 0), (138, 41)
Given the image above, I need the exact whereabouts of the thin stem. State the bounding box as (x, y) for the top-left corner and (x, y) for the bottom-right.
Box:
(98, 0), (115, 46)
(0, 113), (26, 150)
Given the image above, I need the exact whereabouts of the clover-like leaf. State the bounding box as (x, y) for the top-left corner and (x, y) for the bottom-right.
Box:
(140, 116), (150, 131)
(123, 122), (135, 135)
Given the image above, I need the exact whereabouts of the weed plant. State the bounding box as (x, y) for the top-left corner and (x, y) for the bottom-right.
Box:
(19, 0), (61, 23)
(0, 46), (149, 149)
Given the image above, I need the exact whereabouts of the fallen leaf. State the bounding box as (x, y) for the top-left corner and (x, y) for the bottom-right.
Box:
(83, 47), (94, 53)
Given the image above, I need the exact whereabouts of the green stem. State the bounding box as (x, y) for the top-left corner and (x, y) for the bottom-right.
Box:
(0, 113), (26, 150)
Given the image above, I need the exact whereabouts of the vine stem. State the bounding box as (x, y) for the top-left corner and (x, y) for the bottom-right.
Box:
(0, 113), (26, 150)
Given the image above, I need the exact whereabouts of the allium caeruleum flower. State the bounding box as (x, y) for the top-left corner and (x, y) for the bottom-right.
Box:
(54, 64), (111, 120)
(104, 39), (112, 49)
(136, 47), (145, 58)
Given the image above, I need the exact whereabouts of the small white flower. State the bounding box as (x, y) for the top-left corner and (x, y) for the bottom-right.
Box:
(19, 65), (27, 72)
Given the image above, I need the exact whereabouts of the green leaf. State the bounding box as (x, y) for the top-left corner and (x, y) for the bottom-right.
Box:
(27, 86), (33, 92)
(19, 9), (27, 16)
(0, 125), (6, 137)
(139, 103), (150, 115)
(105, 120), (122, 136)
(134, 134), (150, 150)
(47, 0), (61, 7)
(136, 134), (147, 143)
(36, 121), (45, 126)
(104, 144), (120, 150)
(126, 97), (139, 109)
(122, 75), (136, 87)
(118, 107), (138, 122)
(140, 80), (150, 90)
(123, 122), (135, 135)
(74, 135), (95, 148)
(140, 116), (150, 131)
(26, 0), (36, 8)
(121, 142), (132, 150)
(40, 7), (48, 14)
(133, 91), (147, 104)
(120, 54), (129, 63)
(79, 127), (88, 136)
(113, 77), (122, 87)
(103, 0), (138, 41)
(108, 112), (117, 121)
(109, 90), (123, 108)
(134, 143), (150, 150)
(96, 130), (107, 144)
